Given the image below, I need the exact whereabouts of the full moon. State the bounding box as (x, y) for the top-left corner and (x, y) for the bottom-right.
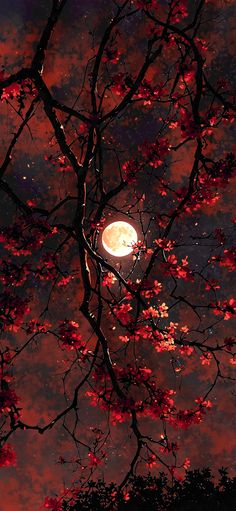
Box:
(102, 221), (138, 257)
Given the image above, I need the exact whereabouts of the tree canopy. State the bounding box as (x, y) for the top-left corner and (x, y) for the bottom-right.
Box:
(0, 1), (235, 510)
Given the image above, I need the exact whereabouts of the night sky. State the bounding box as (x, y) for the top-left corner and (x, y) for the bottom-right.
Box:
(0, 1), (235, 510)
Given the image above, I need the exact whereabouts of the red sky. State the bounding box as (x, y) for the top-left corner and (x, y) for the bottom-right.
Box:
(0, 1), (235, 510)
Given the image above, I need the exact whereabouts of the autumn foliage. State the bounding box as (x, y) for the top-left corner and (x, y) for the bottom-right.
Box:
(0, 0), (235, 509)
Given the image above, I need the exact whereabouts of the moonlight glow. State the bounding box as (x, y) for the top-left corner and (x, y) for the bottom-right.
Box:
(102, 221), (138, 257)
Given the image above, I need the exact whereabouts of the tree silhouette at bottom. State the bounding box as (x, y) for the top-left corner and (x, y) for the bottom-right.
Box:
(55, 468), (236, 511)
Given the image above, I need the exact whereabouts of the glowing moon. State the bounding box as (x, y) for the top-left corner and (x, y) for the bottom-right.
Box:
(102, 221), (138, 257)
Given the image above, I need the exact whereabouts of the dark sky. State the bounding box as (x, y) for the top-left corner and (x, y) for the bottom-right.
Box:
(0, 1), (235, 510)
